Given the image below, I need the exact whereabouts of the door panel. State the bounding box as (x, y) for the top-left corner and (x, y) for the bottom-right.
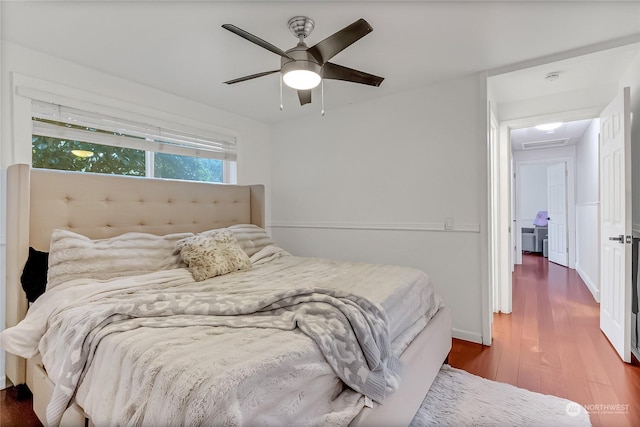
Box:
(599, 86), (631, 363)
(547, 163), (568, 266)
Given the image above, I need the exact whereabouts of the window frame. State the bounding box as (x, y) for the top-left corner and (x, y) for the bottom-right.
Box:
(6, 72), (242, 184)
(29, 100), (237, 184)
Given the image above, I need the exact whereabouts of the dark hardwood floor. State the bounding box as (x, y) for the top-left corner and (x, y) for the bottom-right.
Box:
(0, 384), (41, 427)
(449, 253), (640, 427)
(1, 253), (639, 426)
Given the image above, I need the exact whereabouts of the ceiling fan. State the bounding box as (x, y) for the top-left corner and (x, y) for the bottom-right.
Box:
(222, 17), (384, 107)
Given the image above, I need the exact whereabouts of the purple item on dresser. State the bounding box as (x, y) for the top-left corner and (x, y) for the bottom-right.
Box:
(533, 211), (548, 227)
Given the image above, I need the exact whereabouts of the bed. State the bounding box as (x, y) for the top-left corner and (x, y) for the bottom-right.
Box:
(2, 164), (452, 427)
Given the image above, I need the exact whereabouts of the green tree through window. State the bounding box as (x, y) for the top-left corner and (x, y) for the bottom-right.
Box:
(155, 153), (223, 182)
(32, 136), (145, 176)
(32, 136), (224, 182)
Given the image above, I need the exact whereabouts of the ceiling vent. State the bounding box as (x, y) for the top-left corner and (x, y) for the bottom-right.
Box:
(521, 138), (569, 150)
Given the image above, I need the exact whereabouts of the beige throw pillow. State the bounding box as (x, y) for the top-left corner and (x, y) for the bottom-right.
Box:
(177, 229), (251, 281)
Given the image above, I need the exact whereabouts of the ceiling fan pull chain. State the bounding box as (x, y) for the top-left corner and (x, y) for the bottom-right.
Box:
(321, 79), (325, 116)
(280, 74), (284, 110)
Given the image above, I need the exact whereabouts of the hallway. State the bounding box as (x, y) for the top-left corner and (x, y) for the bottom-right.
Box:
(450, 253), (640, 427)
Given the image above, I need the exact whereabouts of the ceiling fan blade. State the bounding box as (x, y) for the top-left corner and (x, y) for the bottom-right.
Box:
(222, 24), (294, 60)
(323, 62), (384, 87)
(224, 70), (280, 85)
(307, 19), (373, 64)
(298, 89), (312, 106)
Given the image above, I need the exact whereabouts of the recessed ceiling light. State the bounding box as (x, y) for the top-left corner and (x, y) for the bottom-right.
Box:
(535, 122), (563, 131)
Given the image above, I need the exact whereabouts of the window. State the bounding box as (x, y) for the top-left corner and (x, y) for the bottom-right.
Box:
(31, 101), (236, 183)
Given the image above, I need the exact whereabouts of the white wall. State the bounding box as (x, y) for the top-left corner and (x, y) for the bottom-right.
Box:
(512, 144), (577, 164)
(270, 74), (488, 343)
(575, 119), (601, 301)
(0, 42), (272, 192)
(619, 51), (640, 357)
(0, 168), (4, 389)
(518, 163), (548, 225)
(619, 53), (640, 235)
(0, 1), (4, 387)
(0, 41), (272, 224)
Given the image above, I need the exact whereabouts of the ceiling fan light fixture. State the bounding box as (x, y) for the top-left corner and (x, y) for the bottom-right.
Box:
(223, 17), (384, 106)
(283, 69), (321, 90)
(281, 57), (322, 90)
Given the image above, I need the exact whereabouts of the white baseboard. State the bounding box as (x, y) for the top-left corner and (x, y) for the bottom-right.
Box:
(452, 328), (483, 344)
(575, 262), (600, 302)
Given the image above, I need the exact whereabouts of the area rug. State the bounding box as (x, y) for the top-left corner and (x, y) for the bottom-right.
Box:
(410, 365), (591, 426)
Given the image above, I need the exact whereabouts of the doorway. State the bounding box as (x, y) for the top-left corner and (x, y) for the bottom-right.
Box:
(514, 159), (572, 266)
(495, 114), (598, 312)
(487, 43), (640, 364)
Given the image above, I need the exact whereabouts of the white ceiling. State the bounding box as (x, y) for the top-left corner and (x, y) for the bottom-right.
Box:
(489, 44), (640, 105)
(490, 43), (639, 151)
(510, 119), (593, 151)
(2, 1), (640, 124)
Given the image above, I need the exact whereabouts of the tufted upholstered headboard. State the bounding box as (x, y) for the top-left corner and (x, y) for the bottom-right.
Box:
(4, 163), (265, 384)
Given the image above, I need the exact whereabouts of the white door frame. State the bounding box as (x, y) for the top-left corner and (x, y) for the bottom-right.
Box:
(489, 109), (506, 313)
(494, 108), (600, 314)
(488, 101), (512, 315)
(514, 157), (575, 268)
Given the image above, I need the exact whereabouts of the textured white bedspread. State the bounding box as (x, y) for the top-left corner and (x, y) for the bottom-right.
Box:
(2, 248), (442, 427)
(78, 322), (365, 426)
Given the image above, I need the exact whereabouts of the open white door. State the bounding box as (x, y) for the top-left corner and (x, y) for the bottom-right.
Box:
(600, 87), (632, 363)
(547, 162), (568, 266)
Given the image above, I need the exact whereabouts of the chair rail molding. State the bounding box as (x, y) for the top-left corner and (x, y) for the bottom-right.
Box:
(270, 220), (481, 233)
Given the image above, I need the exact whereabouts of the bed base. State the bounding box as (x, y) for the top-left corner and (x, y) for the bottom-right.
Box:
(25, 307), (451, 427)
(27, 359), (86, 427)
(350, 306), (452, 427)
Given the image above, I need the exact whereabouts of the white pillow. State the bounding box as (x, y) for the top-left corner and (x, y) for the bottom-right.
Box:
(227, 224), (275, 257)
(47, 229), (193, 290)
(176, 229), (251, 281)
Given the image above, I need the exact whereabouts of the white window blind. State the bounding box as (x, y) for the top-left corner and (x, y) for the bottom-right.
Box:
(31, 101), (237, 161)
